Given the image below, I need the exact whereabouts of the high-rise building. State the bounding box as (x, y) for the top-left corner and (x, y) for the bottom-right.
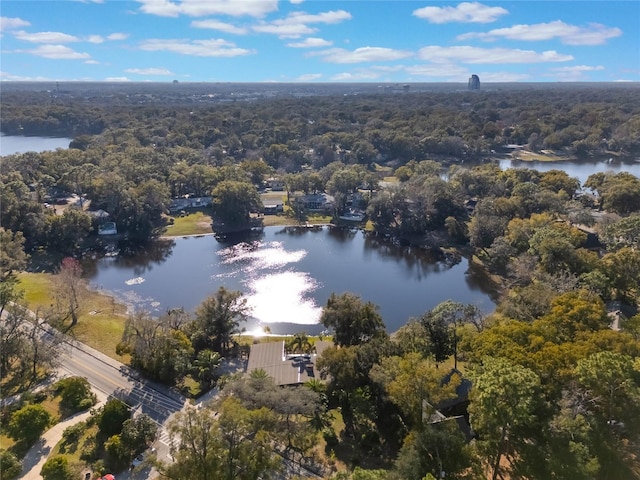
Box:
(468, 74), (480, 90)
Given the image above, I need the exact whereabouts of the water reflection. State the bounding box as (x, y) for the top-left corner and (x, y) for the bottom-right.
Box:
(85, 227), (497, 334)
(116, 239), (176, 277)
(362, 234), (462, 280)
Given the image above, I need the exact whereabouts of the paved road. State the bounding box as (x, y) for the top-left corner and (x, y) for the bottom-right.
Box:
(58, 341), (185, 424)
(5, 306), (187, 479)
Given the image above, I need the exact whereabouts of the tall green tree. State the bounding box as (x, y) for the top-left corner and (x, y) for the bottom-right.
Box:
(7, 404), (52, 445)
(118, 310), (193, 384)
(211, 180), (262, 229)
(162, 399), (282, 480)
(120, 414), (158, 455)
(192, 287), (250, 355)
(392, 422), (476, 480)
(96, 398), (131, 438)
(468, 357), (542, 480)
(320, 292), (386, 347)
(47, 208), (92, 255)
(0, 228), (28, 278)
(371, 353), (459, 428)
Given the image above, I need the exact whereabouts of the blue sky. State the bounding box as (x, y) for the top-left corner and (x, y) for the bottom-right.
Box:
(1, 1), (638, 83)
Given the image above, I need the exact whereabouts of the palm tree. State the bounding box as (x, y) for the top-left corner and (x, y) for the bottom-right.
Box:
(286, 332), (312, 354)
(193, 349), (223, 388)
(303, 378), (331, 431)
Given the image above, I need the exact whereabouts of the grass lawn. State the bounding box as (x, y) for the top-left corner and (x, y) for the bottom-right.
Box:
(17, 272), (129, 361)
(163, 210), (213, 237)
(261, 214), (297, 227)
(50, 422), (100, 477)
(1, 389), (65, 458)
(260, 191), (287, 203)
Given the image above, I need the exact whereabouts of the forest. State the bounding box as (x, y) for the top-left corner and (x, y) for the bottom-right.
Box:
(1, 84), (640, 480)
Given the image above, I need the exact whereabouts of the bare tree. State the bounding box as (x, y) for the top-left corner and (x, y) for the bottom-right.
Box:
(53, 257), (85, 329)
(25, 308), (64, 384)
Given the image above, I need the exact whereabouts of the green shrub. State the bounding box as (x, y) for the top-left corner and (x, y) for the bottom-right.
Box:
(0, 449), (22, 480)
(54, 377), (97, 414)
(41, 455), (74, 480)
(62, 423), (86, 444)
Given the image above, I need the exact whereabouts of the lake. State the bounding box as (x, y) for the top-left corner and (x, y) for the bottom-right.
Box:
(0, 134), (73, 156)
(84, 227), (497, 336)
(495, 157), (640, 186)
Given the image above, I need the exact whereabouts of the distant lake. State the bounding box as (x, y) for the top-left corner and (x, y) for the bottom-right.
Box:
(0, 134), (73, 156)
(84, 227), (497, 336)
(495, 157), (640, 186)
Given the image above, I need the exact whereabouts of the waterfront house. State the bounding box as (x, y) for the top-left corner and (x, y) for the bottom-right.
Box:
(296, 193), (335, 212)
(246, 340), (331, 386)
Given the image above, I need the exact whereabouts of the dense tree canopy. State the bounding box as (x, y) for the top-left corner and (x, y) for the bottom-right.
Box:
(320, 292), (386, 347)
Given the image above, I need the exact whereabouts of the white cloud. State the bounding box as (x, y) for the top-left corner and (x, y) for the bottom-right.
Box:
(0, 71), (51, 81)
(87, 35), (105, 44)
(417, 45), (573, 64)
(561, 23), (623, 46)
(19, 44), (91, 60)
(413, 2), (508, 24)
(105, 76), (131, 82)
(283, 10), (352, 25)
(287, 37), (332, 48)
(252, 10), (351, 38)
(85, 59), (100, 64)
(458, 20), (622, 45)
(476, 71), (531, 82)
(551, 65), (605, 73)
(331, 70), (383, 81)
(545, 65), (607, 81)
(14, 30), (80, 43)
(290, 0), (304, 4)
(191, 19), (248, 34)
(1, 17), (31, 30)
(252, 22), (315, 37)
(107, 33), (129, 41)
(312, 46), (413, 64)
(125, 67), (174, 75)
(139, 38), (255, 57)
(137, 0), (278, 18)
(296, 73), (323, 81)
(405, 63), (469, 78)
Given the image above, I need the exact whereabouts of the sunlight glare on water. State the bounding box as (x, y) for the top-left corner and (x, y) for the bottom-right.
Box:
(217, 240), (321, 327)
(218, 241), (306, 270)
(247, 271), (322, 326)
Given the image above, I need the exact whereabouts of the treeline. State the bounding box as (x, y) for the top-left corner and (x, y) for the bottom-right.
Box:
(2, 86), (640, 163)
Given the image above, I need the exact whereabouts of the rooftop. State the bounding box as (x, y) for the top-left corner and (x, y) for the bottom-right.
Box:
(246, 340), (332, 386)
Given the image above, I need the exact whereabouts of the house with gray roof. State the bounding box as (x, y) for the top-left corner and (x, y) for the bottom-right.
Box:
(246, 340), (331, 386)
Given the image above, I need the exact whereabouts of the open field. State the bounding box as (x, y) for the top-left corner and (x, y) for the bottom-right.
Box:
(17, 272), (129, 360)
(163, 210), (213, 236)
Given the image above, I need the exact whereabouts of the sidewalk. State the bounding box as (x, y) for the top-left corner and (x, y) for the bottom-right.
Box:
(19, 392), (108, 480)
